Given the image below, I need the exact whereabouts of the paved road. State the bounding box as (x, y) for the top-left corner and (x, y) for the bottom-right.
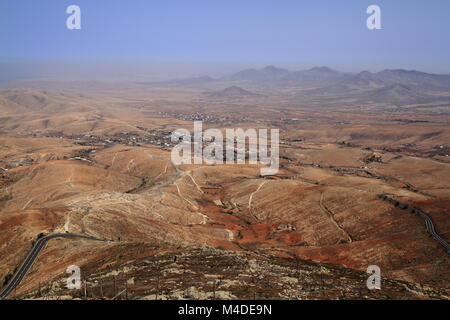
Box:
(0, 233), (108, 300)
(2, 195), (448, 299)
(377, 194), (450, 254)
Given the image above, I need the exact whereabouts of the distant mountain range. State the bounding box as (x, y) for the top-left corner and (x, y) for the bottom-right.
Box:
(226, 65), (346, 86)
(225, 66), (450, 90)
(156, 66), (450, 105)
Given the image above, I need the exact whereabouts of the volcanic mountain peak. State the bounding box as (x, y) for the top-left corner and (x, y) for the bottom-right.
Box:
(228, 65), (289, 81)
(361, 82), (439, 105)
(262, 65), (289, 73)
(357, 70), (373, 76)
(379, 69), (428, 76)
(306, 66), (340, 74)
(208, 86), (260, 98)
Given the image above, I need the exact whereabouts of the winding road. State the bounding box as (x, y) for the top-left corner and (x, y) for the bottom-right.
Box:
(377, 194), (450, 254)
(0, 233), (109, 300)
(2, 194), (448, 299)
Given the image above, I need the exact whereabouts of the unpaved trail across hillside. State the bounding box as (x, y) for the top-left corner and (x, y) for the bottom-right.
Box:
(319, 192), (353, 244)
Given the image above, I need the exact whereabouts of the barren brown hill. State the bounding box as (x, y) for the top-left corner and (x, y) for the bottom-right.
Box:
(207, 86), (261, 98)
(0, 87), (449, 300)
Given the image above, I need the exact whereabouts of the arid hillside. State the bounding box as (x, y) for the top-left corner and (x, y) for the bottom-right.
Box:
(0, 86), (449, 300)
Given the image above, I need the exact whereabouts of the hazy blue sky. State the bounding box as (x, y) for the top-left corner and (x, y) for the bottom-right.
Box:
(1, 0), (449, 80)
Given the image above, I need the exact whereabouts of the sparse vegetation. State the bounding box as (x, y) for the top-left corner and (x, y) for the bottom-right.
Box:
(0, 195), (12, 202)
(0, 68), (449, 300)
(3, 274), (12, 287)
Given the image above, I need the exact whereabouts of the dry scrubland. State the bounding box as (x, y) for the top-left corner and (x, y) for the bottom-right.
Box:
(0, 85), (449, 299)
